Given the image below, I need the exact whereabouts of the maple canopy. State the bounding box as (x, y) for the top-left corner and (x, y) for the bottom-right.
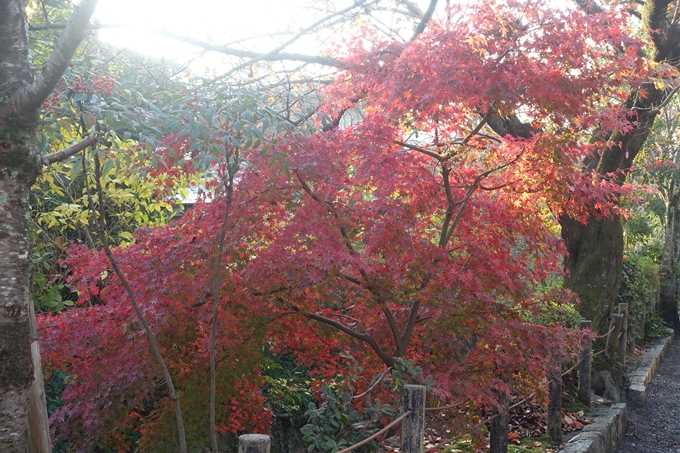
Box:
(38, 0), (648, 449)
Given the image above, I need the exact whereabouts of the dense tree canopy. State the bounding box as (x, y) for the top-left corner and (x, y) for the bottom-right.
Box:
(2, 0), (680, 452)
(36, 0), (651, 450)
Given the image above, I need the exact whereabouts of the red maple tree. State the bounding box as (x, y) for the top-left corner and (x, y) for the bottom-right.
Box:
(38, 0), (647, 449)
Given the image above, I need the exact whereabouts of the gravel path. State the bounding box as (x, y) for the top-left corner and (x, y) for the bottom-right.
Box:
(616, 338), (680, 453)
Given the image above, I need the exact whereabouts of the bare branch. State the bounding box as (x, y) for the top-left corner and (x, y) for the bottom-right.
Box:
(214, 0), (377, 81)
(41, 135), (97, 166)
(156, 30), (345, 68)
(394, 140), (441, 159)
(29, 20), (343, 68)
(15, 0), (100, 114)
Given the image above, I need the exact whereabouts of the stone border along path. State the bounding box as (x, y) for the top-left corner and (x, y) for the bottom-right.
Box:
(559, 336), (673, 453)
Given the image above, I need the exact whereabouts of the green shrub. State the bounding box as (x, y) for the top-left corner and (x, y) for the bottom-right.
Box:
(617, 255), (659, 343)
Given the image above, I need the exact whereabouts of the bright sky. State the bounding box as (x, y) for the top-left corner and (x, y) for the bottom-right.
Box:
(93, 0), (440, 71)
(94, 0), (338, 65)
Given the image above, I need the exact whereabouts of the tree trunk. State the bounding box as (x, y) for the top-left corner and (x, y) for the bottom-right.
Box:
(0, 143), (40, 451)
(0, 4), (44, 450)
(0, 0), (99, 449)
(561, 215), (624, 333)
(659, 201), (679, 330)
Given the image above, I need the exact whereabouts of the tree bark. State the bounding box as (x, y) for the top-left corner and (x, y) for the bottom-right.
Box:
(561, 215), (624, 334)
(0, 132), (40, 451)
(0, 0), (99, 450)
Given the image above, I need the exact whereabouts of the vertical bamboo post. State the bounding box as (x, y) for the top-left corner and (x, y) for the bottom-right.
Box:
(578, 320), (592, 408)
(617, 303), (629, 367)
(239, 434), (270, 453)
(27, 298), (51, 453)
(402, 385), (426, 453)
(605, 314), (623, 364)
(547, 369), (562, 445)
(489, 391), (510, 453)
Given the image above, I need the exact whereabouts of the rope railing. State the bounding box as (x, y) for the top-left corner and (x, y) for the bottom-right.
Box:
(596, 324), (616, 339)
(337, 410), (412, 453)
(592, 347), (607, 357)
(239, 315), (636, 453)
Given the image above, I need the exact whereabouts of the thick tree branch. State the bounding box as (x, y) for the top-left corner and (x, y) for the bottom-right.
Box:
(486, 112), (534, 139)
(41, 134), (97, 166)
(643, 0), (676, 60)
(14, 0), (99, 115)
(411, 0), (438, 39)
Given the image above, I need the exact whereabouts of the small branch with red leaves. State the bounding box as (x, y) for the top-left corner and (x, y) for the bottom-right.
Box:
(284, 300), (394, 367)
(294, 169), (405, 357)
(440, 151), (524, 247)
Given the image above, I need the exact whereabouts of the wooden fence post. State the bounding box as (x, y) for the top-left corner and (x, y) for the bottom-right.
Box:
(617, 303), (629, 367)
(239, 434), (270, 453)
(547, 370), (562, 445)
(605, 314), (623, 364)
(402, 385), (426, 453)
(578, 320), (592, 408)
(489, 391), (510, 453)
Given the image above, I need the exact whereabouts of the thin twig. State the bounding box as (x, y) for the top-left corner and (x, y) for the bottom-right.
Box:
(352, 368), (391, 400)
(425, 400), (465, 412)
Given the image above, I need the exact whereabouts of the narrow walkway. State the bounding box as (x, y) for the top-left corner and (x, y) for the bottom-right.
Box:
(616, 339), (680, 453)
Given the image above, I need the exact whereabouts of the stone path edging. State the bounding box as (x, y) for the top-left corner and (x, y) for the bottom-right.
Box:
(559, 403), (627, 453)
(627, 336), (673, 407)
(559, 336), (673, 453)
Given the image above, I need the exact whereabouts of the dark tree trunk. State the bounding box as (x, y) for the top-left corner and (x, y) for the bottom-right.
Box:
(561, 215), (624, 334)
